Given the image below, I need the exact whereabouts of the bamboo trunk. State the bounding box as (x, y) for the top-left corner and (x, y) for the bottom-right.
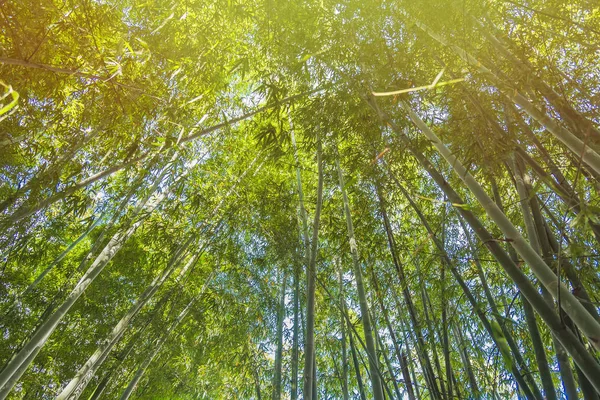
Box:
(366, 98), (600, 392)
(335, 149), (385, 400)
(272, 270), (287, 400)
(302, 135), (324, 400)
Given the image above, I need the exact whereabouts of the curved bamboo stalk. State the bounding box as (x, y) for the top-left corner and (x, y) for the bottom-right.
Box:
(411, 19), (600, 176)
(399, 99), (600, 352)
(366, 97), (600, 392)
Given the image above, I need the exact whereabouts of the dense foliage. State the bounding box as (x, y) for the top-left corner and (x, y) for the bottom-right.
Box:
(1, 0), (600, 399)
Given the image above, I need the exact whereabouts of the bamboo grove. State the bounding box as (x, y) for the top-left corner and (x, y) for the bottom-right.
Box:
(1, 0), (599, 398)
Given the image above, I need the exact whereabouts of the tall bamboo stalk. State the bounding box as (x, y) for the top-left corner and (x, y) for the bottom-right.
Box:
(335, 146), (385, 400)
(302, 134), (324, 400)
(398, 99), (600, 352)
(366, 98), (600, 392)
(272, 270), (287, 400)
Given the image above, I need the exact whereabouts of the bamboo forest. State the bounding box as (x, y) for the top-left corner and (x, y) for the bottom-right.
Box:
(2, 0), (600, 399)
